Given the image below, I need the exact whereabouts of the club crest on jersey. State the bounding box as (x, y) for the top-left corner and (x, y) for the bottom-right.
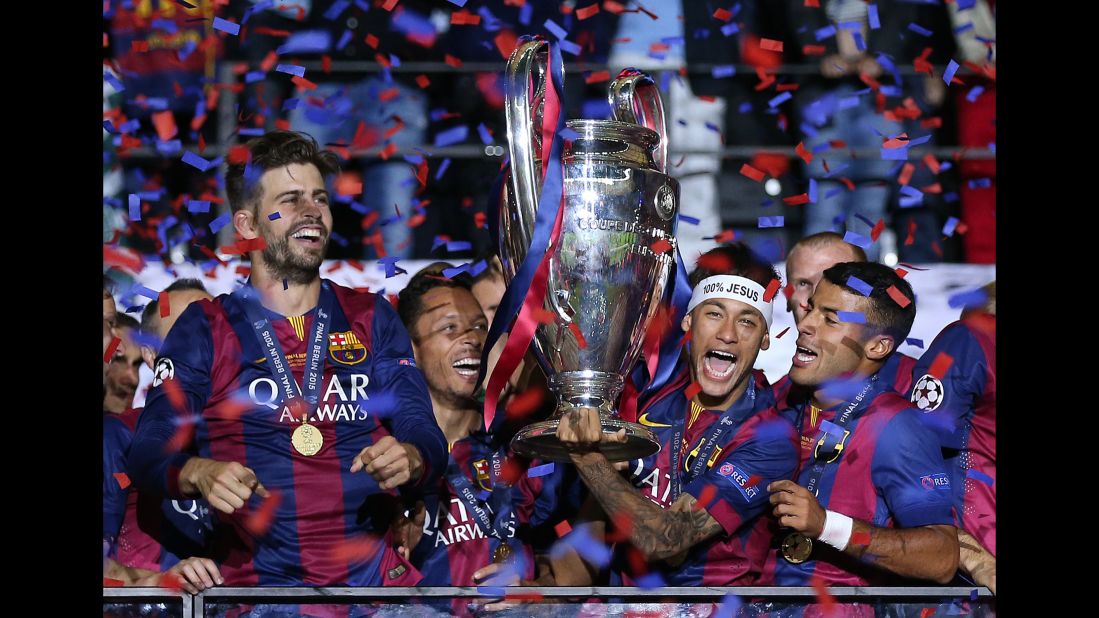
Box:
(472, 459), (491, 491)
(911, 374), (945, 412)
(328, 331), (367, 365)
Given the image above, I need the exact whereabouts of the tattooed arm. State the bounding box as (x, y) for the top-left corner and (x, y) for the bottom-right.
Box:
(569, 451), (723, 561)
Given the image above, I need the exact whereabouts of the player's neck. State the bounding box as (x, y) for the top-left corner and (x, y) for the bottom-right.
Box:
(810, 364), (880, 409)
(433, 398), (483, 446)
(249, 268), (322, 317)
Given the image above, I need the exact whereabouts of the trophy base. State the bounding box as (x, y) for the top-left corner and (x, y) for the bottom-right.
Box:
(510, 418), (661, 462)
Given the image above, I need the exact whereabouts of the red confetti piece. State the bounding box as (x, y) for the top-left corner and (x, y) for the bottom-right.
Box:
(554, 520), (573, 537)
(444, 54), (463, 68)
(506, 387), (546, 419)
(569, 323), (588, 349)
(585, 70), (611, 84)
(894, 267), (909, 279)
(330, 534), (383, 563)
(506, 592), (545, 602)
(336, 175), (363, 197)
(783, 193), (810, 206)
(151, 110), (177, 142)
(450, 11), (481, 25)
(103, 32), (109, 47)
(651, 238), (672, 254)
(494, 30), (519, 59)
(577, 3), (600, 19)
(922, 154), (941, 174)
(760, 38), (784, 52)
(763, 278), (781, 302)
(500, 458), (523, 484)
(803, 44), (826, 56)
(104, 336), (122, 363)
(260, 50), (278, 73)
(473, 211), (487, 229)
(714, 229), (737, 243)
(897, 163), (915, 186)
(871, 218), (886, 241)
(321, 55), (332, 74)
(532, 307), (556, 324)
(113, 472), (131, 490)
(379, 143), (397, 160)
(795, 141), (813, 163)
(882, 134), (908, 150)
(713, 8), (732, 20)
(379, 87), (400, 102)
(103, 577), (125, 587)
(739, 163), (765, 182)
(775, 326), (791, 339)
(812, 575), (837, 611)
(685, 381), (702, 400)
(609, 510), (634, 542)
(158, 291), (171, 319)
(805, 0), (820, 7)
(696, 484), (718, 508)
(160, 377), (188, 413)
(291, 75), (317, 91)
(415, 74), (430, 88)
(245, 490), (283, 537)
(850, 531), (872, 546)
(694, 251), (733, 272)
(920, 608), (935, 618)
(381, 0), (399, 11)
(104, 245), (145, 272)
(364, 33), (379, 49)
(131, 40), (149, 53)
(927, 352), (953, 380)
(603, 1), (628, 15)
(886, 285), (911, 308)
(838, 176), (855, 191)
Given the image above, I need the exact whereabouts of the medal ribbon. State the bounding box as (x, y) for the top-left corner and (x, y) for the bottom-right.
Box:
(801, 376), (882, 496)
(444, 446), (515, 542)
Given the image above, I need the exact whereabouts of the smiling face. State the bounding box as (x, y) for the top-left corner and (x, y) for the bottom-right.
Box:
(236, 163), (333, 285)
(682, 297), (770, 410)
(104, 327), (143, 413)
(410, 287), (489, 408)
(103, 289), (118, 383)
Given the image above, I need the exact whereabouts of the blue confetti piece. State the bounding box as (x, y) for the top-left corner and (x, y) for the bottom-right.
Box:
(177, 39), (197, 61)
(970, 589), (979, 602)
(212, 17), (240, 35)
(758, 216), (784, 228)
(349, 201), (370, 215)
(559, 528), (612, 568)
(880, 85), (901, 97)
(711, 64), (735, 79)
(152, 17), (178, 33)
(209, 212), (231, 234)
(559, 40), (582, 56)
(336, 28), (353, 51)
(947, 288), (988, 309)
(815, 25), (837, 41)
(558, 127), (580, 141)
(967, 469), (994, 486)
(133, 285), (160, 301)
(431, 236), (447, 252)
(276, 30), (332, 55)
(715, 593), (743, 618)
(958, 0), (977, 9)
(476, 489), (491, 501)
(843, 231), (871, 249)
(942, 217), (960, 237)
(476, 586), (505, 597)
(182, 151), (213, 172)
(238, 128), (264, 137)
(838, 311), (866, 324)
(469, 260), (488, 278)
(943, 60), (960, 85)
(527, 463), (555, 478)
(954, 22), (974, 35)
(852, 32), (866, 51)
(768, 92), (793, 108)
(446, 240), (473, 253)
(907, 22), (932, 37)
(447, 0), (468, 6)
(820, 377), (867, 402)
(377, 256), (406, 278)
(846, 276), (873, 297)
(965, 85), (986, 103)
(323, 0), (352, 20)
(330, 231), (349, 247)
(868, 4), (881, 29)
(905, 338), (924, 348)
(442, 264), (471, 279)
(477, 123), (494, 145)
(739, 101), (753, 114)
(244, 71), (266, 84)
(268, 212), (281, 221)
(543, 18), (568, 41)
(819, 419), (844, 438)
(104, 72), (125, 92)
(518, 2), (533, 25)
(275, 64), (306, 78)
(678, 214), (700, 225)
(720, 22), (740, 36)
(808, 178), (819, 204)
(434, 158), (452, 181)
(187, 200), (211, 214)
(434, 125), (469, 148)
(128, 194), (141, 221)
(987, 142), (995, 154)
(909, 134), (932, 147)
(881, 147), (909, 161)
(968, 178), (992, 189)
(635, 572), (666, 589)
(824, 187), (844, 200)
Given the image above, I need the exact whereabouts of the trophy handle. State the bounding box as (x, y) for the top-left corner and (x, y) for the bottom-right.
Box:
(504, 38), (550, 236)
(608, 70), (668, 174)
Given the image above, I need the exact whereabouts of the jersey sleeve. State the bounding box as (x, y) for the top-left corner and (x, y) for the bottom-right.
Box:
(103, 415), (132, 548)
(909, 322), (989, 450)
(370, 295), (447, 487)
(871, 409), (957, 528)
(684, 413), (799, 535)
(128, 301), (214, 498)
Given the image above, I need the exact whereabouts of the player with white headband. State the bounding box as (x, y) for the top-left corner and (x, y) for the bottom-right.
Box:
(554, 243), (799, 586)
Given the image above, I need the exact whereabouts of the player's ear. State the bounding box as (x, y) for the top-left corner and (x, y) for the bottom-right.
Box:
(681, 312), (692, 333)
(864, 333), (895, 362)
(760, 332), (770, 351)
(141, 346), (157, 371)
(234, 206), (259, 239)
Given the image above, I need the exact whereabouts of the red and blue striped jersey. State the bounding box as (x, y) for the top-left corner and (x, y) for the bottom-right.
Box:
(104, 412), (132, 550)
(762, 381), (957, 586)
(610, 367), (799, 586)
(909, 313), (996, 556)
(128, 281), (447, 585)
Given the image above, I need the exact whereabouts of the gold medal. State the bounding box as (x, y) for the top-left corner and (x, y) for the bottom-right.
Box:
(492, 543), (513, 564)
(781, 532), (814, 564)
(292, 421), (323, 456)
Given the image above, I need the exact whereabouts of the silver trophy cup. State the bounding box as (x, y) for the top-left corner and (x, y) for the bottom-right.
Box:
(500, 39), (680, 462)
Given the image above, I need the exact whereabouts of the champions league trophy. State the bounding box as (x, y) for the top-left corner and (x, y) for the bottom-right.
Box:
(501, 39), (680, 462)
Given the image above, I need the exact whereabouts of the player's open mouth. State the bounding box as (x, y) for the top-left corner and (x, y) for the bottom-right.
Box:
(793, 344), (818, 367)
(452, 357), (481, 379)
(703, 349), (737, 380)
(291, 226), (324, 247)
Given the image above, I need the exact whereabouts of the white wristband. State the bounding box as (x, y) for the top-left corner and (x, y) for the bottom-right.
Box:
(818, 510), (854, 551)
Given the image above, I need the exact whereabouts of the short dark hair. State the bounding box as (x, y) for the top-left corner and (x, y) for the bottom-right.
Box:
(790, 231), (867, 263)
(225, 131), (341, 214)
(688, 242), (780, 290)
(114, 312), (140, 331)
(141, 278), (210, 333)
(821, 262), (916, 346)
(397, 263), (472, 340)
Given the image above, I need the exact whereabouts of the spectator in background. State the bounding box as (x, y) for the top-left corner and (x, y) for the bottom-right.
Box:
(104, 313), (144, 414)
(139, 278), (214, 369)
